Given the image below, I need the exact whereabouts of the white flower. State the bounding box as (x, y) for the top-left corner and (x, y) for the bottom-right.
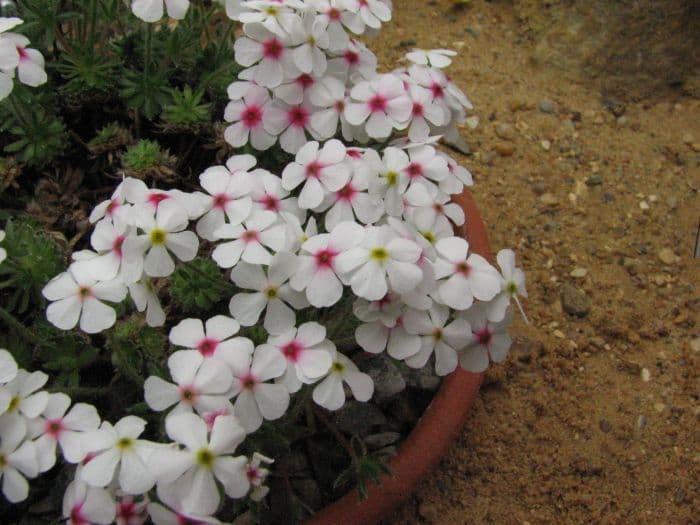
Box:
(402, 144), (449, 193)
(32, 393), (100, 471)
(127, 277), (166, 327)
(211, 210), (286, 268)
(88, 180), (130, 225)
(228, 344), (289, 433)
(147, 500), (222, 525)
(458, 303), (513, 372)
(224, 85), (277, 150)
(154, 413), (248, 515)
(42, 266), (126, 333)
(405, 48), (457, 69)
(232, 0), (303, 35)
(80, 416), (157, 494)
(273, 72), (316, 105)
(234, 23), (298, 88)
(169, 316), (251, 361)
(144, 351), (233, 416)
(124, 200), (199, 278)
(312, 348), (373, 410)
(1, 368), (48, 419)
(308, 75), (352, 141)
(0, 230), (6, 264)
(0, 415), (38, 502)
(335, 224), (423, 301)
(290, 221), (363, 307)
(344, 74), (411, 139)
(248, 168), (304, 222)
(311, 0), (363, 50)
(196, 156), (254, 241)
(489, 248), (528, 323)
(345, 0), (391, 29)
(131, 0), (190, 23)
(403, 304), (471, 375)
(432, 237), (502, 310)
(244, 452), (274, 501)
(62, 480), (116, 525)
(405, 83), (449, 142)
(287, 12), (330, 75)
(0, 349), (17, 384)
(262, 322), (334, 394)
(404, 183), (464, 229)
(363, 146), (410, 217)
(78, 219), (141, 283)
(0, 19), (47, 100)
(353, 296), (422, 359)
(229, 252), (307, 334)
(281, 140), (350, 209)
(327, 38), (377, 81)
(264, 99), (321, 154)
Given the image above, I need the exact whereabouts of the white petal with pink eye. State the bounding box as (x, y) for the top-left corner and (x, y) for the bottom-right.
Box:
(42, 271), (78, 301)
(230, 261), (267, 290)
(307, 269), (343, 307)
(212, 239), (245, 268)
(312, 375), (344, 411)
(79, 297), (116, 334)
(344, 369), (374, 402)
(131, 0), (163, 22)
(170, 318), (205, 349)
(165, 231), (199, 262)
(254, 383), (289, 420)
(438, 274), (473, 310)
(120, 450), (153, 494)
(205, 315), (240, 342)
(435, 236), (469, 264)
(164, 0), (189, 19)
(229, 292), (267, 326)
(144, 244), (174, 277)
(251, 344), (287, 382)
(165, 412), (207, 452)
(350, 261), (387, 301)
(17, 48), (47, 87)
(167, 350), (202, 386)
(46, 296), (81, 330)
(193, 358), (232, 393)
(489, 333), (512, 363)
(458, 346), (489, 373)
(356, 322), (388, 354)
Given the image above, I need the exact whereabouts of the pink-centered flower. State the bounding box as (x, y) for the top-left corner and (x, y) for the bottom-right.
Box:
(264, 99), (320, 154)
(234, 23), (297, 88)
(273, 72), (316, 105)
(354, 297), (422, 359)
(169, 316), (251, 363)
(458, 302), (513, 372)
(345, 73), (412, 139)
(62, 480), (116, 525)
(281, 140), (351, 209)
(224, 85), (276, 150)
(312, 347), (373, 411)
(131, 0), (190, 22)
(0, 416), (38, 502)
(211, 209), (287, 268)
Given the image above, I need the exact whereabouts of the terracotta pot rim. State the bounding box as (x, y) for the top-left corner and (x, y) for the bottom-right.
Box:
(304, 189), (489, 525)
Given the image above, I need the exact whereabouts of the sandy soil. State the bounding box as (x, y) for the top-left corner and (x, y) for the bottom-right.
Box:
(373, 1), (700, 523)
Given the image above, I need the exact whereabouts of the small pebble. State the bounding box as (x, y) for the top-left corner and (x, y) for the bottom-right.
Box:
(570, 267), (588, 278)
(541, 139), (551, 151)
(532, 182), (547, 195)
(616, 116), (628, 127)
(658, 248), (677, 264)
(654, 402), (666, 413)
(639, 201), (649, 210)
(641, 368), (651, 382)
(682, 133), (694, 145)
(690, 338), (700, 352)
(593, 114), (605, 125)
(539, 193), (558, 205)
(495, 143), (515, 156)
(539, 99), (556, 114)
(637, 415), (647, 430)
(465, 116), (479, 130)
(495, 123), (516, 141)
(553, 329), (565, 339)
(586, 175), (603, 186)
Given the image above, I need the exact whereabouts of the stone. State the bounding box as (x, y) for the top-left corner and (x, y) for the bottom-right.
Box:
(641, 368), (651, 382)
(658, 248), (677, 264)
(361, 355), (406, 402)
(539, 99), (556, 114)
(541, 139), (551, 151)
(532, 182), (547, 195)
(539, 192), (558, 205)
(599, 419), (612, 433)
(405, 365), (441, 392)
(603, 98), (626, 117)
(570, 267), (588, 278)
(418, 501), (441, 523)
(495, 123), (516, 141)
(585, 175), (603, 186)
(495, 143), (515, 156)
(682, 133), (694, 145)
(690, 338), (700, 352)
(364, 432), (401, 449)
(639, 201), (650, 210)
(560, 284), (591, 317)
(589, 337), (606, 350)
(291, 478), (323, 509)
(465, 115), (479, 129)
(333, 401), (387, 436)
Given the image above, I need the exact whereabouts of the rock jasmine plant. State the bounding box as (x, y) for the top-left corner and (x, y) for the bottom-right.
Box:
(0, 0), (527, 523)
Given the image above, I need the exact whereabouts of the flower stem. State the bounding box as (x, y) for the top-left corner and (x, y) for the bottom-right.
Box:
(311, 404), (357, 461)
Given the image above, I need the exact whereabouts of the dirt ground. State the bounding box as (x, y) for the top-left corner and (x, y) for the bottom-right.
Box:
(374, 1), (700, 523)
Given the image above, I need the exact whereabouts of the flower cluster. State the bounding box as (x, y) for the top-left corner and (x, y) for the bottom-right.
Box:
(0, 18), (47, 101)
(0, 0), (527, 520)
(223, 0), (471, 153)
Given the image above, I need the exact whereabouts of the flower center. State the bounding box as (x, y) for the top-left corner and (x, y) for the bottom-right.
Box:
(45, 419), (64, 438)
(430, 82), (444, 99)
(385, 171), (398, 187)
(288, 107), (309, 127)
(16, 46), (28, 60)
(242, 230), (259, 243)
(421, 230), (436, 244)
(368, 95), (386, 112)
(179, 385), (199, 403)
(314, 248), (337, 269)
(334, 99), (345, 112)
(432, 328), (443, 341)
(213, 193), (230, 209)
(247, 465), (262, 483)
(196, 448), (215, 468)
(336, 183), (356, 201)
(307, 35), (317, 46)
(261, 194), (280, 211)
(78, 286), (93, 301)
(306, 161), (322, 178)
(0, 453), (6, 469)
(117, 501), (137, 520)
(281, 340), (303, 362)
(177, 515), (204, 525)
(433, 202), (444, 213)
(242, 105), (262, 127)
(327, 7), (341, 21)
(455, 261), (471, 276)
(112, 234), (126, 257)
(241, 373), (258, 390)
(412, 102), (424, 116)
(116, 437), (133, 450)
(370, 247), (389, 262)
(344, 50), (359, 65)
(263, 38), (284, 59)
(265, 286), (278, 299)
(197, 338), (219, 357)
(147, 192), (169, 207)
(475, 327), (492, 346)
(265, 6), (278, 15)
(506, 281), (518, 295)
(296, 73), (314, 88)
(150, 228), (167, 245)
(70, 505), (88, 525)
(331, 361), (345, 374)
(106, 199), (120, 216)
(406, 162), (423, 178)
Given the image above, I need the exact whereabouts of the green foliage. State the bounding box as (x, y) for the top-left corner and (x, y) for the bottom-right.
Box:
(87, 122), (132, 154)
(163, 86), (212, 127)
(33, 321), (99, 388)
(0, 217), (64, 314)
(106, 315), (168, 384)
(119, 69), (172, 120)
(170, 257), (231, 313)
(122, 139), (170, 172)
(13, 0), (76, 49)
(55, 44), (119, 101)
(333, 436), (394, 500)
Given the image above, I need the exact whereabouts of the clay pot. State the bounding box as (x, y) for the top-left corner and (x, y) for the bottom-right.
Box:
(305, 189), (490, 525)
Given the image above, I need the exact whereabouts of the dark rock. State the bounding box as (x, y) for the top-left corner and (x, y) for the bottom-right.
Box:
(361, 355), (406, 402)
(539, 99), (556, 113)
(291, 478), (323, 510)
(332, 401), (387, 436)
(560, 284), (591, 317)
(364, 432), (401, 449)
(599, 419), (612, 433)
(405, 365), (441, 392)
(585, 175), (603, 186)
